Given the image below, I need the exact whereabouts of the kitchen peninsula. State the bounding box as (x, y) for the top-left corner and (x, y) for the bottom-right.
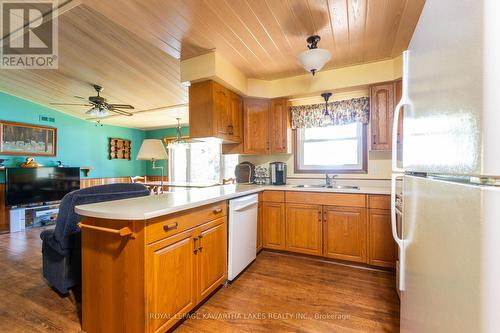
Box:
(76, 184), (393, 333)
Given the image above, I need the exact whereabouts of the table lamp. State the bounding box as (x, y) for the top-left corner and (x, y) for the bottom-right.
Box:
(137, 139), (168, 190)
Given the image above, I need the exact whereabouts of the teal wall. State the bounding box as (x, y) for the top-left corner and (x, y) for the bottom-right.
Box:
(145, 127), (189, 176)
(0, 92), (146, 181)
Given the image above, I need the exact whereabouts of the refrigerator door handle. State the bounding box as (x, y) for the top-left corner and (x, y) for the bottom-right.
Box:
(392, 50), (410, 173)
(391, 173), (405, 291)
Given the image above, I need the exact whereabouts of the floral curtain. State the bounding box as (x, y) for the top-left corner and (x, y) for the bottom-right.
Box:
(290, 96), (369, 129)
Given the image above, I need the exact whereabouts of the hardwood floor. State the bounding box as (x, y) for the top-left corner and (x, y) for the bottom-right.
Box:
(0, 227), (81, 333)
(176, 251), (400, 333)
(0, 228), (399, 333)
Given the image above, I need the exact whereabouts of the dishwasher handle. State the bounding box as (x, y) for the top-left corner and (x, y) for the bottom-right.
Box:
(233, 201), (258, 212)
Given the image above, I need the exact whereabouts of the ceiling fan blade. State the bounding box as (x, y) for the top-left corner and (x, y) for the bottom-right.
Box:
(74, 95), (88, 100)
(109, 108), (134, 116)
(109, 104), (134, 110)
(50, 103), (93, 106)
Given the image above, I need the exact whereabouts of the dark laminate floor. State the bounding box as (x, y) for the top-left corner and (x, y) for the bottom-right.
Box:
(0, 228), (399, 333)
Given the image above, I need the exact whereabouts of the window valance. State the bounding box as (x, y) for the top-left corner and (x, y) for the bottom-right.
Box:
(290, 96), (370, 129)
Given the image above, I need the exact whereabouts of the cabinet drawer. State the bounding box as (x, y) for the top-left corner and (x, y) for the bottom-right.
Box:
(146, 202), (227, 244)
(262, 191), (285, 203)
(286, 191), (366, 208)
(368, 195), (390, 210)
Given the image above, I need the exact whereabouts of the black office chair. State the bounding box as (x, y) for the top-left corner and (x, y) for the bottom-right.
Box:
(40, 183), (150, 294)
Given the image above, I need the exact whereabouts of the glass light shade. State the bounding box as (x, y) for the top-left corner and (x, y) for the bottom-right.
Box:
(88, 107), (109, 118)
(137, 139), (168, 160)
(297, 48), (331, 74)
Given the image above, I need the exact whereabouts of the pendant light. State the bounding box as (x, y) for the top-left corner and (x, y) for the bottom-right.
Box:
(297, 35), (332, 76)
(167, 118), (189, 149)
(321, 92), (333, 126)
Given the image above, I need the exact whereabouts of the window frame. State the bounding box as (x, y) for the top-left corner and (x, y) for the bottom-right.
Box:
(293, 123), (368, 174)
(166, 138), (235, 184)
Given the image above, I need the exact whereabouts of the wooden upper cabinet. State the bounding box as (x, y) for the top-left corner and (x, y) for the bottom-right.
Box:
(370, 82), (395, 151)
(368, 209), (396, 268)
(243, 98), (270, 155)
(323, 206), (367, 263)
(262, 202), (285, 250)
(229, 91), (243, 142)
(285, 203), (323, 256)
(189, 80), (242, 144)
(270, 98), (291, 154)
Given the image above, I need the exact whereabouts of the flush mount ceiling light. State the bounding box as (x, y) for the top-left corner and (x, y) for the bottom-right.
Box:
(297, 35), (332, 76)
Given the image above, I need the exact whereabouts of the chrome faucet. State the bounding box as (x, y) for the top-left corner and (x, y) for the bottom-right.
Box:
(325, 174), (338, 187)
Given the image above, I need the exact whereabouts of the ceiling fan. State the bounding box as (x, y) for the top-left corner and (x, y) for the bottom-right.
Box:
(50, 84), (135, 118)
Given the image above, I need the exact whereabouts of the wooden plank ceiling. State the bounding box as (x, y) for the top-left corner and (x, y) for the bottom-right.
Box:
(82, 0), (425, 79)
(0, 4), (188, 128)
(0, 0), (424, 128)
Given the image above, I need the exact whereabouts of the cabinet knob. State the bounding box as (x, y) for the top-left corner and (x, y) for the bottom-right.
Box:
(163, 222), (178, 231)
(213, 208), (223, 214)
(227, 125), (234, 135)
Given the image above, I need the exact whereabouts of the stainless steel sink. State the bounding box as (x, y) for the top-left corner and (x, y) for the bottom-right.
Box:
(328, 185), (360, 190)
(293, 184), (326, 188)
(294, 184), (360, 190)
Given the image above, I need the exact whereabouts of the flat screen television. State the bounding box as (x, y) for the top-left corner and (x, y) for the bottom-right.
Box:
(5, 167), (80, 206)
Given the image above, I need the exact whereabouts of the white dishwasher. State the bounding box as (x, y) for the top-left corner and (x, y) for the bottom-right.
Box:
(228, 194), (258, 281)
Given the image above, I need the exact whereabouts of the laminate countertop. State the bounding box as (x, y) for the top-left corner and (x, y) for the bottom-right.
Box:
(75, 184), (391, 221)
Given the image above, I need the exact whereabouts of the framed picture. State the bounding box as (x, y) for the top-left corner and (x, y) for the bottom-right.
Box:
(0, 121), (57, 156)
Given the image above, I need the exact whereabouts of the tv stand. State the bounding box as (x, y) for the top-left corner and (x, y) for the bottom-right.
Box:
(9, 204), (59, 233)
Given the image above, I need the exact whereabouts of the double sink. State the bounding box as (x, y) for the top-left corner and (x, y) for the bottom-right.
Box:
(294, 184), (360, 190)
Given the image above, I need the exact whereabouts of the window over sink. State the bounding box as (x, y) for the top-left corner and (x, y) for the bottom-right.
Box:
(294, 122), (367, 173)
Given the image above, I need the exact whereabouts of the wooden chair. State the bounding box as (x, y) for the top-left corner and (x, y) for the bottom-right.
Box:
(130, 176), (158, 195)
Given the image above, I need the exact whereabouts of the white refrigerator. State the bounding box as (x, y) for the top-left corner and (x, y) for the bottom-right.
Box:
(392, 1), (500, 332)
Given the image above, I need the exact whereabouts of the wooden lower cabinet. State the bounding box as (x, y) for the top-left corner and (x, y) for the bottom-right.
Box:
(197, 218), (227, 301)
(322, 206), (367, 263)
(256, 202), (263, 251)
(146, 229), (197, 333)
(81, 202), (228, 333)
(146, 217), (227, 333)
(262, 202), (285, 250)
(367, 209), (396, 268)
(285, 204), (323, 256)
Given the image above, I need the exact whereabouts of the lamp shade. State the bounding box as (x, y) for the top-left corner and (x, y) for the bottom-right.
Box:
(298, 48), (331, 74)
(136, 139), (168, 160)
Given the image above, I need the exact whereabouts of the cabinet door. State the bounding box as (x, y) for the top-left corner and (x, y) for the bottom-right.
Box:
(257, 202), (263, 251)
(146, 230), (197, 333)
(213, 82), (231, 138)
(370, 83), (395, 150)
(197, 217), (227, 302)
(323, 206), (367, 263)
(228, 91), (243, 143)
(262, 202), (285, 250)
(270, 98), (290, 154)
(243, 98), (270, 154)
(368, 209), (396, 268)
(285, 203), (323, 256)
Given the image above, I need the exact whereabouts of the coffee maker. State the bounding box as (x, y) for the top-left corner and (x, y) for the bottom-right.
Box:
(270, 162), (287, 185)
